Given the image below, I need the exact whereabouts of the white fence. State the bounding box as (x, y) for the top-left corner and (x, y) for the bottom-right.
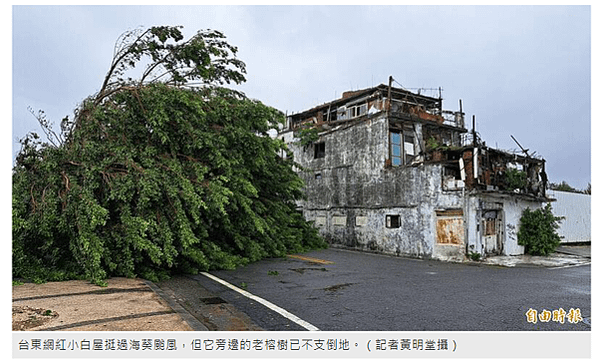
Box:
(546, 190), (591, 243)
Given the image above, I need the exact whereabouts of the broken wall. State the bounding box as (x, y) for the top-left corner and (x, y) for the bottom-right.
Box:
(288, 115), (466, 260)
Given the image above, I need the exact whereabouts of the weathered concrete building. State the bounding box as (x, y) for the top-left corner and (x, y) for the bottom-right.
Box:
(278, 80), (550, 261)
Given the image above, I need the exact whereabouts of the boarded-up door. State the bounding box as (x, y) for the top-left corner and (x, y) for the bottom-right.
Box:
(436, 210), (464, 245)
(482, 210), (503, 255)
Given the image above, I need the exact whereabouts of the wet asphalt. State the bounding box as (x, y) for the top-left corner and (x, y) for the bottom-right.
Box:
(184, 248), (590, 331)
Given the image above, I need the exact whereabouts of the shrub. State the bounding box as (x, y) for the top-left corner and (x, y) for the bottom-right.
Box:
(517, 204), (563, 256)
(505, 168), (527, 191)
(467, 252), (481, 261)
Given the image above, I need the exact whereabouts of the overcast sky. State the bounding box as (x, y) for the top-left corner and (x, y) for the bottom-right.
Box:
(11, 5), (592, 190)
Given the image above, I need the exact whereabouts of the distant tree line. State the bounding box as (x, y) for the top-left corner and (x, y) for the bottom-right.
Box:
(548, 181), (591, 195)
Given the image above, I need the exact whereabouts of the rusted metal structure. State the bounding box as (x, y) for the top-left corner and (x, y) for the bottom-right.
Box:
(279, 79), (550, 261)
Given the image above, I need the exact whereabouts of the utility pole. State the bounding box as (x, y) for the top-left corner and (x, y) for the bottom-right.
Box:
(387, 75), (393, 116)
(472, 115), (477, 147)
(459, 99), (463, 128)
(438, 86), (442, 114)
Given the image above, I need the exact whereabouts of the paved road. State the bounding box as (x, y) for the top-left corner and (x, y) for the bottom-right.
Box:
(190, 248), (591, 331)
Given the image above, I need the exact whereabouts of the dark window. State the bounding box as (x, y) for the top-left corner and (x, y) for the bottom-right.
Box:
(444, 163), (461, 180)
(315, 172), (322, 179)
(329, 109), (337, 121)
(386, 215), (401, 228)
(314, 142), (326, 159)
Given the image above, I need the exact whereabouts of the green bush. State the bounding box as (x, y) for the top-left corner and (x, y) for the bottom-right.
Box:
(505, 168), (527, 191)
(517, 204), (563, 256)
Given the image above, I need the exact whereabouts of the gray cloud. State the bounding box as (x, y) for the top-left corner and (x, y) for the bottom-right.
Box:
(12, 5), (591, 190)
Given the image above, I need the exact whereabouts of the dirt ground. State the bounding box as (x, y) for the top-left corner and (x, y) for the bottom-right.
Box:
(12, 277), (194, 331)
(12, 275), (262, 332)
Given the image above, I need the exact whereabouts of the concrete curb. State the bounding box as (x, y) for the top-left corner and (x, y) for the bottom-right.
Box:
(554, 249), (591, 259)
(143, 280), (209, 331)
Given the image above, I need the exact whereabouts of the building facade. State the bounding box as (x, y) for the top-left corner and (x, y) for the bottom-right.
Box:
(279, 81), (550, 261)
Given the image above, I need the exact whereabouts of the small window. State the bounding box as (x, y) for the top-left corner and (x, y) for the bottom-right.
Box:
(315, 172), (322, 179)
(356, 216), (368, 227)
(386, 215), (401, 228)
(333, 216), (347, 226)
(314, 142), (326, 159)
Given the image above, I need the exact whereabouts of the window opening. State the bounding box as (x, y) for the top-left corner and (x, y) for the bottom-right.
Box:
(444, 163), (461, 180)
(337, 106), (347, 120)
(390, 131), (402, 166)
(386, 215), (401, 228)
(314, 142), (326, 159)
(329, 109), (337, 122)
(349, 104), (367, 118)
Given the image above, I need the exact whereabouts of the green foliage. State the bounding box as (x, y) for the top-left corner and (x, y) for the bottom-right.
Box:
(517, 204), (563, 256)
(504, 168), (527, 191)
(467, 252), (481, 261)
(426, 137), (440, 150)
(13, 26), (325, 284)
(549, 180), (583, 194)
(296, 125), (320, 148)
(425, 137), (460, 152)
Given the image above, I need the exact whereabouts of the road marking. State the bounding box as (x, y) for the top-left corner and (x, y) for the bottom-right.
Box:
(287, 254), (335, 264)
(200, 272), (320, 331)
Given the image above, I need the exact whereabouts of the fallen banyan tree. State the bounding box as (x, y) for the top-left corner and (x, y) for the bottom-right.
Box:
(13, 26), (325, 285)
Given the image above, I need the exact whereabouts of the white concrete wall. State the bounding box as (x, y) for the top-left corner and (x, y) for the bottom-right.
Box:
(465, 195), (543, 256)
(546, 190), (591, 243)
(501, 197), (543, 255)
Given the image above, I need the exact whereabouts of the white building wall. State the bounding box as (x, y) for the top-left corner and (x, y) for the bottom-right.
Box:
(546, 190), (591, 243)
(501, 197), (542, 255)
(465, 195), (543, 256)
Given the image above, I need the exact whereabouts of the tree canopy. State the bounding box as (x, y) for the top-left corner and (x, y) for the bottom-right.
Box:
(548, 180), (591, 195)
(13, 26), (325, 285)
